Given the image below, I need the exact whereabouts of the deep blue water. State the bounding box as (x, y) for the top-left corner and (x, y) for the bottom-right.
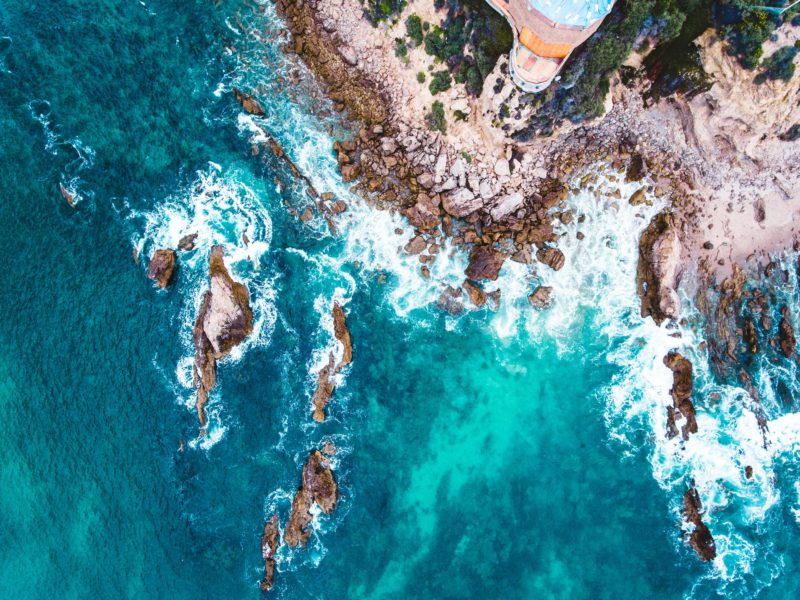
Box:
(2, 1), (800, 598)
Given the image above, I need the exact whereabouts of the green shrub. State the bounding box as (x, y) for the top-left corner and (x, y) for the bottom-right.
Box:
(406, 14), (424, 46)
(429, 69), (452, 94)
(425, 101), (447, 133)
(757, 45), (798, 82)
(364, 0), (406, 23)
(416, 71), (426, 83)
(394, 38), (408, 59)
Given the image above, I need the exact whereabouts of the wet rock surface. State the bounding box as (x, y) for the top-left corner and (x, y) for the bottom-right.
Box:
(285, 450), (338, 548)
(260, 515), (279, 592)
(779, 306), (796, 358)
(528, 286), (553, 309)
(311, 302), (352, 422)
(465, 245), (505, 281)
(664, 352), (698, 440)
(178, 233), (198, 251)
(233, 88), (265, 117)
(637, 212), (682, 325)
(683, 486), (716, 561)
(192, 246), (253, 430)
(147, 249), (177, 289)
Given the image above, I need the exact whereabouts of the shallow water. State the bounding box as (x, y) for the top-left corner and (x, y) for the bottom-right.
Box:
(1, 1), (799, 598)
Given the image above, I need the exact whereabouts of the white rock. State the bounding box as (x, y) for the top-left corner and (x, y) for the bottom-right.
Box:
(338, 45), (358, 66)
(434, 153), (448, 178)
(532, 167), (547, 179)
(442, 188), (481, 218)
(494, 159), (511, 177)
(478, 179), (495, 200)
(451, 157), (467, 179)
(451, 98), (469, 112)
(489, 192), (524, 222)
(440, 176), (457, 191)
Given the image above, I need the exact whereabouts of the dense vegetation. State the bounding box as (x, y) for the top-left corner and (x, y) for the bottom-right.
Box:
(425, 100), (447, 132)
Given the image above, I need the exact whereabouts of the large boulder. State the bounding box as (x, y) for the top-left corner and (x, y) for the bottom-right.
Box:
(637, 212), (682, 325)
(332, 302), (352, 366)
(192, 246), (253, 429)
(489, 192), (523, 222)
(285, 450), (338, 548)
(178, 233), (198, 251)
(462, 280), (487, 308)
(312, 353), (336, 423)
(147, 249), (177, 288)
(260, 515), (280, 592)
(683, 487), (716, 561)
(664, 352), (697, 440)
(465, 245), (505, 281)
(536, 247), (565, 271)
(437, 286), (464, 316)
(528, 286), (553, 309)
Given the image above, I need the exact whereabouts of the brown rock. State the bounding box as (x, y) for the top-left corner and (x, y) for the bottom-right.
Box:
(664, 352), (697, 440)
(637, 213), (682, 325)
(405, 235), (427, 255)
(178, 233), (198, 251)
(192, 246), (253, 429)
(285, 450), (338, 548)
(333, 302), (352, 367)
(528, 286), (553, 309)
(312, 353), (336, 423)
(742, 316), (758, 354)
(745, 465), (753, 479)
(462, 280), (487, 308)
(260, 515), (280, 592)
(628, 188), (649, 206)
(465, 245), (505, 281)
(59, 182), (76, 207)
(233, 88), (265, 117)
(147, 249), (177, 289)
(683, 487), (716, 561)
(778, 306), (796, 358)
(536, 247), (565, 271)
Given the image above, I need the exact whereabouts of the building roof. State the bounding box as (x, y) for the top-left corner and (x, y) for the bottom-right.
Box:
(528, 0), (614, 27)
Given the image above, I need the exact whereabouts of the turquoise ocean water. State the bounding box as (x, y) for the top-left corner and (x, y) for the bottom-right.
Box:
(2, 1), (800, 598)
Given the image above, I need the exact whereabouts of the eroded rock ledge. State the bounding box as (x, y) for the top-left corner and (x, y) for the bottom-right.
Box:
(192, 245), (253, 431)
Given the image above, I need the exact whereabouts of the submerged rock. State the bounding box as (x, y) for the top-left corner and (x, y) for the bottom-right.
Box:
(637, 212), (682, 325)
(233, 88), (265, 117)
(742, 316), (759, 354)
(664, 352), (697, 440)
(59, 182), (76, 208)
(683, 486), (716, 561)
(260, 515), (280, 592)
(465, 245), (505, 281)
(285, 450), (338, 548)
(438, 285), (464, 316)
(192, 246), (253, 429)
(147, 249), (177, 288)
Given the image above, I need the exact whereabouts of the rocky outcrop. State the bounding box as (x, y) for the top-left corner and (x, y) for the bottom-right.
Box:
(528, 286), (553, 309)
(664, 352), (698, 440)
(437, 285), (464, 316)
(311, 302), (352, 422)
(332, 302), (352, 367)
(178, 233), (198, 251)
(233, 88), (265, 117)
(778, 306), (796, 358)
(147, 249), (177, 289)
(59, 182), (76, 207)
(637, 212), (682, 325)
(683, 486), (716, 561)
(260, 515), (279, 592)
(742, 316), (759, 354)
(465, 245), (505, 281)
(285, 450), (338, 548)
(462, 280), (487, 308)
(192, 246), (253, 430)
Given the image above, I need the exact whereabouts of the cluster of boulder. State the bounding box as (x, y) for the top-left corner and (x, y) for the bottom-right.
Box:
(312, 302), (353, 422)
(682, 486), (717, 561)
(261, 447), (339, 591)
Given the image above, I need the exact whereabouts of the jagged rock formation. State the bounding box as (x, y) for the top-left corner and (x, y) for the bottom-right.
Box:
(260, 515), (279, 592)
(192, 246), (253, 430)
(437, 285), (464, 316)
(637, 212), (682, 325)
(233, 88), (265, 117)
(312, 302), (352, 422)
(664, 352), (698, 441)
(683, 486), (716, 561)
(147, 249), (177, 288)
(536, 247), (565, 271)
(462, 280), (487, 308)
(285, 450), (338, 548)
